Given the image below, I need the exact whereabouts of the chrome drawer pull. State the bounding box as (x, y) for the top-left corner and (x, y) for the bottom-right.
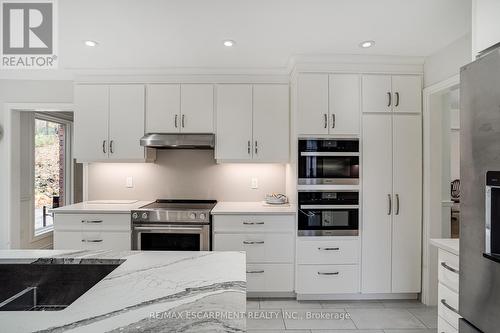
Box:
(318, 247), (340, 251)
(440, 299), (459, 314)
(246, 270), (265, 274)
(81, 239), (103, 243)
(81, 220), (103, 224)
(441, 262), (459, 274)
(242, 222), (265, 225)
(317, 271), (339, 276)
(243, 241), (265, 245)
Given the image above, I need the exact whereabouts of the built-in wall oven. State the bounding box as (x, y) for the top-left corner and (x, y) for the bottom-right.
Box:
(298, 191), (359, 236)
(298, 138), (359, 185)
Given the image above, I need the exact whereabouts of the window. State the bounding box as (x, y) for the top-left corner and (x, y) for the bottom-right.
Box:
(34, 116), (70, 234)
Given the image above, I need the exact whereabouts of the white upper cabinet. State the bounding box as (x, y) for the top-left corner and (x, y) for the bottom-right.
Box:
(146, 84), (180, 133)
(392, 76), (422, 113)
(329, 74), (360, 134)
(253, 84), (289, 162)
(297, 74), (329, 135)
(216, 84), (253, 160)
(362, 75), (422, 114)
(146, 84), (214, 133)
(108, 85), (146, 161)
(74, 85), (109, 161)
(180, 84), (214, 133)
(362, 75), (392, 113)
(74, 84), (150, 162)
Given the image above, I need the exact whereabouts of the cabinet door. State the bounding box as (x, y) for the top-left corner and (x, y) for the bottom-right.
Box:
(392, 75), (422, 113)
(297, 74), (329, 135)
(362, 75), (392, 113)
(329, 74), (360, 134)
(74, 85), (109, 161)
(146, 84), (180, 133)
(215, 84), (253, 160)
(108, 85), (145, 161)
(361, 114), (393, 293)
(392, 114), (422, 292)
(253, 84), (289, 162)
(181, 84), (214, 133)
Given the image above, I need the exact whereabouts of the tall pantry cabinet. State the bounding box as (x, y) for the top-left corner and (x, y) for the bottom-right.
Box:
(361, 75), (422, 294)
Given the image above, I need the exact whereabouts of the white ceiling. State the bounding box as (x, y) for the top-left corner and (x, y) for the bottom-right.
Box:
(58, 0), (471, 71)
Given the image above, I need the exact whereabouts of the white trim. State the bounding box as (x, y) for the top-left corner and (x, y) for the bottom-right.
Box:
(421, 74), (460, 305)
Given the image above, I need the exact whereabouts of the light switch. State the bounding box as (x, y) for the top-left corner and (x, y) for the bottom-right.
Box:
(251, 178), (258, 189)
(126, 177), (134, 188)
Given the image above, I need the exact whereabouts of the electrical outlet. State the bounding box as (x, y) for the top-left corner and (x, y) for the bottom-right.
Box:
(126, 177), (134, 188)
(251, 177), (258, 189)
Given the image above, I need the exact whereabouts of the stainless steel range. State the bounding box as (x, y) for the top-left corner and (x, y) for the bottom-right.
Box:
(131, 200), (217, 251)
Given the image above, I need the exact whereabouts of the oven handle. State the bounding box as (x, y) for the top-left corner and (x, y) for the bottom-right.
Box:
(300, 205), (359, 209)
(133, 226), (205, 232)
(300, 152), (359, 157)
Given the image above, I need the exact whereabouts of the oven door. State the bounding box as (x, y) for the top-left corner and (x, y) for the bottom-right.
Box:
(298, 153), (359, 185)
(298, 206), (359, 236)
(132, 225), (210, 251)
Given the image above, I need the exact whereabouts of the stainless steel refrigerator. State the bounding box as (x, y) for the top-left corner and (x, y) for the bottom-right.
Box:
(460, 47), (500, 333)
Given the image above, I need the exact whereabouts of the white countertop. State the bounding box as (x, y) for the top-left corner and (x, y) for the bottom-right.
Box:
(0, 249), (246, 332)
(430, 238), (459, 256)
(50, 200), (152, 214)
(212, 201), (296, 215)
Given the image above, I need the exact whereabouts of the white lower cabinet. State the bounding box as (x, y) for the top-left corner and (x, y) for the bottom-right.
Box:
(54, 213), (131, 250)
(437, 248), (461, 332)
(213, 213), (295, 294)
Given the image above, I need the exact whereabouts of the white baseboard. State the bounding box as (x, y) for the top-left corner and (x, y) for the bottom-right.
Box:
(296, 293), (419, 301)
(247, 292), (296, 299)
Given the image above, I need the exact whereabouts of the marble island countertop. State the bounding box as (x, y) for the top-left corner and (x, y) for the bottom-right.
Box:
(0, 250), (246, 333)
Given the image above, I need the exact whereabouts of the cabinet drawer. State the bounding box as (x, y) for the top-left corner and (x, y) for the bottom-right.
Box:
(438, 316), (458, 333)
(438, 249), (459, 292)
(54, 213), (131, 232)
(214, 233), (294, 263)
(296, 264), (360, 294)
(246, 264), (294, 293)
(438, 283), (460, 329)
(54, 230), (131, 250)
(213, 215), (294, 232)
(297, 239), (359, 264)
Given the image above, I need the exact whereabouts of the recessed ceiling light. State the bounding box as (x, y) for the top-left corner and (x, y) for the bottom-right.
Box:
(223, 40), (235, 47)
(359, 40), (375, 48)
(84, 40), (98, 47)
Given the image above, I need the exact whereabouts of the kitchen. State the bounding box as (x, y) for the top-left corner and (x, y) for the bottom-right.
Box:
(0, 0), (499, 332)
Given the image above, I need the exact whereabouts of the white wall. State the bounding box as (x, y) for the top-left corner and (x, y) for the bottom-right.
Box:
(472, 0), (500, 56)
(424, 34), (472, 87)
(0, 80), (73, 249)
(87, 150), (286, 202)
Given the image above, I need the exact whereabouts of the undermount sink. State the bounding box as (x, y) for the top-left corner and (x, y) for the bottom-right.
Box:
(0, 260), (123, 311)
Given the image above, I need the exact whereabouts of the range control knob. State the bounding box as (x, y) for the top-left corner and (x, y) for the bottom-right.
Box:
(141, 212), (148, 220)
(199, 213), (206, 220)
(189, 213), (196, 219)
(132, 212), (139, 219)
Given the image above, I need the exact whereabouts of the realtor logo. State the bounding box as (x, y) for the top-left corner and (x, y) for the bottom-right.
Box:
(1, 0), (58, 69)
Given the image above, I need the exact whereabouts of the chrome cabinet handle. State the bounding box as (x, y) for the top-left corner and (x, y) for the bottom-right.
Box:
(395, 194), (400, 215)
(243, 240), (265, 245)
(247, 140), (251, 155)
(387, 92), (392, 107)
(174, 114), (178, 128)
(247, 270), (264, 274)
(440, 299), (459, 314)
(255, 140), (258, 154)
(243, 221), (265, 225)
(318, 247), (340, 251)
(331, 114), (336, 129)
(441, 262), (459, 274)
(102, 140), (107, 154)
(388, 194), (392, 215)
(109, 140), (114, 154)
(395, 92), (400, 107)
(81, 220), (103, 224)
(324, 114), (328, 128)
(82, 239), (103, 243)
(182, 114), (185, 128)
(318, 271), (339, 276)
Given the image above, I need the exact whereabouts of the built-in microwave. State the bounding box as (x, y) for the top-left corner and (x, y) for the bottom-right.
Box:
(298, 139), (359, 185)
(298, 191), (359, 236)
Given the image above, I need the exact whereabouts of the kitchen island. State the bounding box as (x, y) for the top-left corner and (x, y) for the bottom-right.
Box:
(0, 250), (246, 333)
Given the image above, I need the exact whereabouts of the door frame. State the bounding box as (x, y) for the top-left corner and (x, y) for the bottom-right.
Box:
(2, 103), (73, 249)
(421, 75), (460, 305)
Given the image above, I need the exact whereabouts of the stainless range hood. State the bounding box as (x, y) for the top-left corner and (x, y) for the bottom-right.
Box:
(140, 133), (215, 149)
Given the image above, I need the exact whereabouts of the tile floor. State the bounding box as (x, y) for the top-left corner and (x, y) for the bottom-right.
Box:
(246, 298), (437, 333)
